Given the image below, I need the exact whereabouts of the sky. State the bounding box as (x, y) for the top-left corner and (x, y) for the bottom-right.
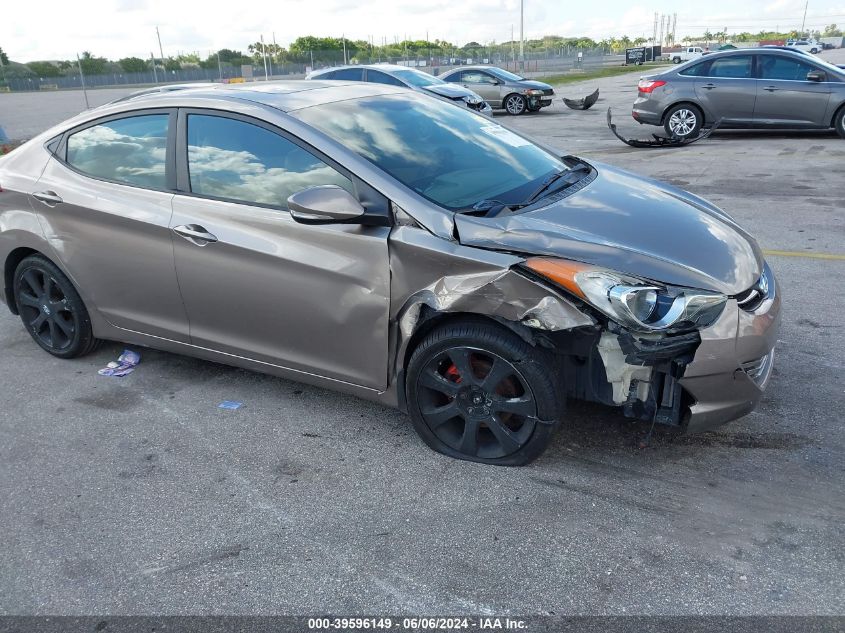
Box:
(2, 0), (845, 62)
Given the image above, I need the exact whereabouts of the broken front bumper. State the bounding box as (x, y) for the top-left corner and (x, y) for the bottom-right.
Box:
(680, 276), (781, 433)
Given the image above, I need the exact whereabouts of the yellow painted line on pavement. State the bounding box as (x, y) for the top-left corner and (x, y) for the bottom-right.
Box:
(763, 249), (845, 261)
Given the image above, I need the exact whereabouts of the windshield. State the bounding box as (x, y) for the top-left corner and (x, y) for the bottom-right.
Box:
(489, 67), (525, 82)
(393, 69), (442, 87)
(293, 94), (566, 210)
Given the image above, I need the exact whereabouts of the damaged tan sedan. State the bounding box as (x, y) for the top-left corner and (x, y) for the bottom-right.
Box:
(0, 81), (780, 465)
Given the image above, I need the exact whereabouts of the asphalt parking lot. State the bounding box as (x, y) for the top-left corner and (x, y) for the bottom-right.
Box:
(1, 62), (844, 617)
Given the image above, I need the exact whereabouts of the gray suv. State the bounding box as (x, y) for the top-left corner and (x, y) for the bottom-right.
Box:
(632, 49), (845, 139)
(440, 66), (555, 115)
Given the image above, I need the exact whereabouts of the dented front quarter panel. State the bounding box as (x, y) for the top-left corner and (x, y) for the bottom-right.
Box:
(381, 225), (594, 407)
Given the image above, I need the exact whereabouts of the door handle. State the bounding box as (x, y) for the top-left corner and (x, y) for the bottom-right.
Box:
(32, 191), (63, 206)
(763, 86), (778, 92)
(172, 224), (218, 245)
(701, 83), (717, 90)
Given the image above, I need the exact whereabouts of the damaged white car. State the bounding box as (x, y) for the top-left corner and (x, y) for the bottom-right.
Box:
(0, 81), (780, 465)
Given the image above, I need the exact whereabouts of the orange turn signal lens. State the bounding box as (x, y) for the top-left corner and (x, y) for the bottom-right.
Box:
(524, 257), (592, 299)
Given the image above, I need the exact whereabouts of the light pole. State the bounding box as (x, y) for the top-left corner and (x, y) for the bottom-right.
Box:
(519, 0), (525, 72)
(800, 0), (809, 35)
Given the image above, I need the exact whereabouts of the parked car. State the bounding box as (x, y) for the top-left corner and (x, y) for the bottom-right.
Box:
(0, 81), (780, 465)
(632, 49), (845, 139)
(663, 47), (705, 64)
(439, 66), (555, 115)
(786, 39), (821, 54)
(306, 64), (492, 115)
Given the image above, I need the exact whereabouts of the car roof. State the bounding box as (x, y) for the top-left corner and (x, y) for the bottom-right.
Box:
(99, 79), (408, 112)
(311, 64), (426, 74)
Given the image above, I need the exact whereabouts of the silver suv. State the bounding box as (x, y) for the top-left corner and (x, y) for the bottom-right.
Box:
(632, 49), (845, 139)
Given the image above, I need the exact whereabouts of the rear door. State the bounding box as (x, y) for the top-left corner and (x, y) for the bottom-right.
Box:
(32, 109), (190, 341)
(694, 54), (757, 124)
(754, 54), (832, 126)
(169, 110), (391, 389)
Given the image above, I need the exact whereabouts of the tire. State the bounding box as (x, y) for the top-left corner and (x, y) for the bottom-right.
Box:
(405, 320), (563, 466)
(673, 56), (681, 64)
(13, 255), (100, 358)
(836, 107), (845, 140)
(504, 93), (527, 115)
(664, 103), (703, 139)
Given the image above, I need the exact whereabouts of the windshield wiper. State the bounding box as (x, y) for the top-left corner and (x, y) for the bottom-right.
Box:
(521, 164), (591, 207)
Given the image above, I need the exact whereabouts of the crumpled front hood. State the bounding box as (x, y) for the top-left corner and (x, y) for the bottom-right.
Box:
(455, 161), (763, 295)
(423, 84), (478, 100)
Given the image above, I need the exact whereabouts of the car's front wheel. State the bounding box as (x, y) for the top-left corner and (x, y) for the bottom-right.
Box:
(664, 104), (703, 139)
(406, 320), (563, 466)
(13, 255), (100, 358)
(835, 107), (845, 139)
(504, 94), (527, 115)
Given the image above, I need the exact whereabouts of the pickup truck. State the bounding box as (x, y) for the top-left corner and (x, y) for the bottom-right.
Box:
(663, 47), (705, 64)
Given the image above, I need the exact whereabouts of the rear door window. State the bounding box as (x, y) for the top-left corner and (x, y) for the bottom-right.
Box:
(66, 114), (169, 189)
(707, 56), (753, 78)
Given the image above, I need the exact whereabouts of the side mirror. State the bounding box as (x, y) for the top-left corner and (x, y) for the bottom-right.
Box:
(288, 185), (365, 225)
(806, 70), (825, 82)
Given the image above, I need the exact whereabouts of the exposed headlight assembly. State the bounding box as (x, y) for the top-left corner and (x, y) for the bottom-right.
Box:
(524, 258), (727, 333)
(524, 89), (544, 96)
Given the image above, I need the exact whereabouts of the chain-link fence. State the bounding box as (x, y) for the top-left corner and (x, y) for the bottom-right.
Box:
(1, 47), (624, 92)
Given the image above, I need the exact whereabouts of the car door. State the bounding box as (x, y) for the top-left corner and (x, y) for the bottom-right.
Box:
(169, 110), (391, 389)
(31, 109), (190, 342)
(694, 55), (757, 124)
(460, 71), (502, 105)
(754, 54), (833, 126)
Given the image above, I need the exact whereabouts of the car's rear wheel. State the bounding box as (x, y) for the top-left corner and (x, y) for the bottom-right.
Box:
(504, 94), (527, 115)
(406, 320), (562, 466)
(672, 56), (681, 64)
(664, 104), (703, 139)
(13, 255), (99, 358)
(834, 106), (845, 139)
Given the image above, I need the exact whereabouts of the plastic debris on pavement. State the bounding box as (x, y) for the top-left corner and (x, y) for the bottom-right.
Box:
(218, 401), (243, 410)
(98, 349), (141, 377)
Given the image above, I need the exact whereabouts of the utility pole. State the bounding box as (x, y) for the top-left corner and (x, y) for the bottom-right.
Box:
(150, 52), (158, 84)
(343, 34), (348, 65)
(653, 12), (658, 46)
(76, 53), (90, 109)
(800, 0), (809, 35)
(519, 0), (524, 72)
(156, 26), (165, 63)
(511, 24), (515, 67)
(271, 32), (277, 76)
(216, 50), (222, 82)
(672, 14), (678, 46)
(260, 35), (269, 80)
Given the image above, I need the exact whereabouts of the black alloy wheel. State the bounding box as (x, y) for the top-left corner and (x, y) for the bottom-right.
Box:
(417, 347), (538, 459)
(406, 320), (562, 465)
(14, 255), (99, 358)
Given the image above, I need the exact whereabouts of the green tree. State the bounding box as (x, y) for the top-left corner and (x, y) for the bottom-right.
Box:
(118, 56), (149, 73)
(0, 47), (8, 66)
(822, 24), (843, 37)
(78, 51), (108, 75)
(26, 61), (62, 77)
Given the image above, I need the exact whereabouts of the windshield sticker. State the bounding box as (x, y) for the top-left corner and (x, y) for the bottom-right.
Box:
(479, 125), (532, 148)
